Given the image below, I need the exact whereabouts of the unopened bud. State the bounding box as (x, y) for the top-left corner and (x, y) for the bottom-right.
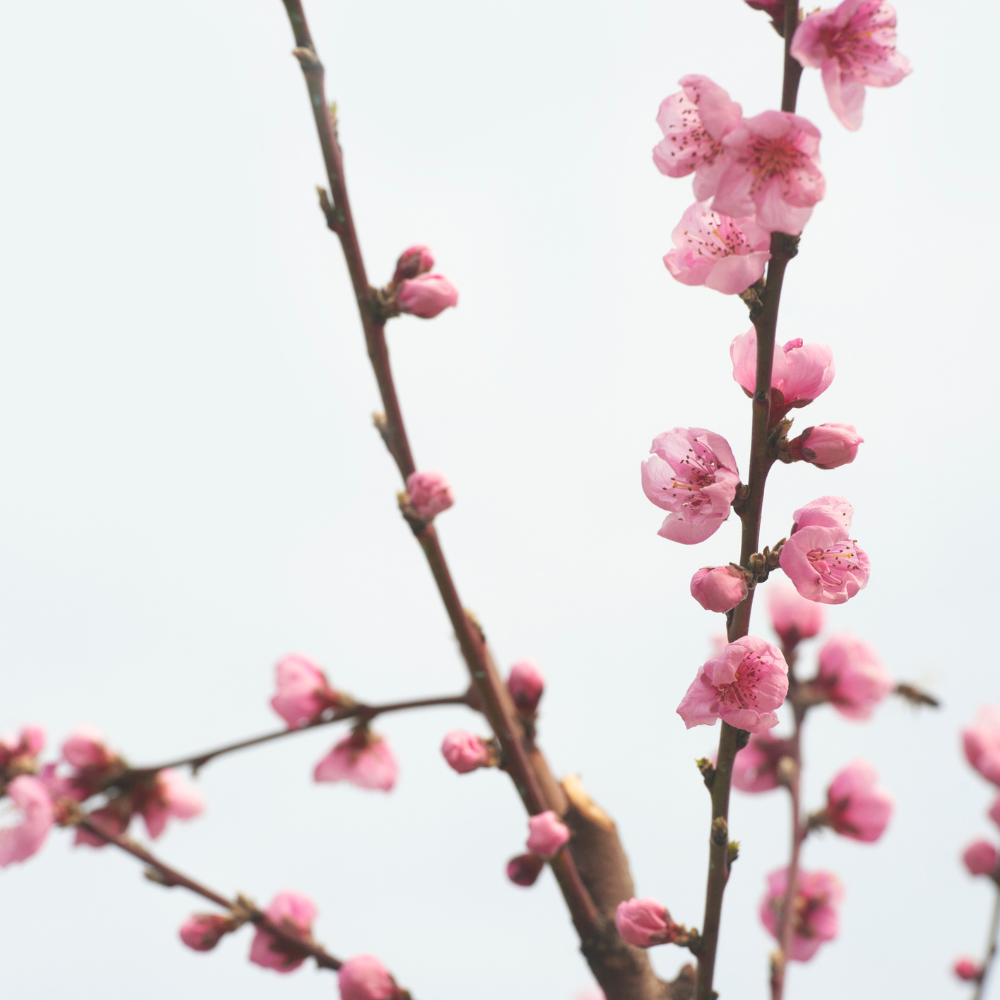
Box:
(179, 913), (230, 952)
(788, 424), (863, 470)
(507, 660), (544, 715)
(506, 853), (544, 887)
(392, 244), (434, 284)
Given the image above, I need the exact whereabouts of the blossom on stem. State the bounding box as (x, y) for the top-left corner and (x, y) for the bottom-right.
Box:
(314, 730), (398, 792)
(392, 244), (434, 284)
(663, 202), (771, 295)
(406, 470), (454, 519)
(791, 0), (911, 131)
(641, 427), (739, 544)
(816, 634), (892, 719)
(506, 853), (544, 886)
(526, 811), (570, 859)
(760, 867), (843, 961)
(963, 707), (1000, 786)
(954, 957), (983, 982)
(508, 660), (545, 714)
(397, 275), (458, 319)
(677, 636), (788, 733)
(249, 891), (317, 973)
(767, 584), (825, 649)
(136, 768), (205, 839)
(690, 565), (748, 613)
(788, 424), (863, 469)
(179, 913), (231, 952)
(792, 495), (856, 533)
(826, 759), (893, 842)
(732, 730), (790, 793)
(339, 954), (401, 1000)
(963, 840), (1000, 878)
(62, 724), (118, 772)
(440, 731), (492, 774)
(73, 800), (132, 848)
(270, 655), (340, 729)
(0, 775), (55, 867)
(614, 898), (677, 948)
(0, 726), (45, 776)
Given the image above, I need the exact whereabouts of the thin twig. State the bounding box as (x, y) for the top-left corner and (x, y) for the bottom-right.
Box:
(973, 884), (1000, 1000)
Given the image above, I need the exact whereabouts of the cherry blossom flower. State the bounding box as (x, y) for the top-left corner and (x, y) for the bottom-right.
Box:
(963, 840), (1000, 878)
(526, 810), (570, 859)
(73, 801), (131, 848)
(768, 583), (825, 649)
(397, 275), (458, 318)
(339, 954), (401, 1000)
(270, 654), (340, 729)
(508, 660), (545, 714)
(663, 202), (771, 295)
(615, 898), (677, 948)
(136, 769), (205, 839)
(62, 724), (119, 772)
(641, 427), (739, 544)
(712, 111), (825, 234)
(506, 853), (544, 886)
(732, 730), (791, 793)
(0, 726), (45, 778)
(440, 731), (491, 774)
(314, 730), (398, 792)
(653, 76), (743, 198)
(249, 891), (317, 973)
(792, 495), (855, 533)
(954, 957), (982, 982)
(788, 424), (863, 469)
(963, 707), (1000, 786)
(406, 470), (454, 519)
(825, 759), (893, 842)
(791, 0), (911, 131)
(760, 867), (843, 961)
(0, 775), (54, 867)
(392, 244), (434, 284)
(179, 913), (230, 952)
(816, 634), (892, 719)
(690, 565), (748, 613)
(677, 635), (788, 733)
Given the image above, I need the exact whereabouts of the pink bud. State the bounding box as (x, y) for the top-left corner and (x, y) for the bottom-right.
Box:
(61, 724), (117, 771)
(963, 840), (999, 877)
(248, 891), (316, 973)
(690, 565), (748, 613)
(136, 768), (205, 839)
(338, 954), (400, 1000)
(506, 853), (545, 886)
(964, 706), (1000, 786)
(789, 424), (863, 470)
(825, 760), (893, 843)
(270, 654), (339, 729)
(767, 584), (825, 648)
(614, 897), (676, 948)
(440, 730), (491, 774)
(526, 810), (570, 859)
(405, 470), (454, 519)
(0, 775), (55, 867)
(954, 957), (982, 982)
(760, 867), (843, 962)
(179, 913), (230, 952)
(397, 274), (458, 319)
(507, 660), (545, 714)
(314, 730), (398, 792)
(392, 244), (434, 284)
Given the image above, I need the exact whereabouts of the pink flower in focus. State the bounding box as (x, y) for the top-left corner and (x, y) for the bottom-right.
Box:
(732, 730), (790, 793)
(406, 470), (454, 519)
(506, 853), (545, 886)
(392, 244), (434, 283)
(270, 654), (340, 729)
(0, 775), (54, 867)
(792, 495), (855, 533)
(690, 565), (748, 613)
(249, 891), (317, 973)
(676, 635), (789, 733)
(641, 427), (740, 544)
(62, 724), (118, 771)
(663, 202), (771, 295)
(508, 660), (545, 714)
(179, 913), (230, 952)
(954, 957), (982, 982)
(791, 0), (911, 131)
(760, 867), (843, 961)
(826, 759), (893, 842)
(652, 76), (743, 198)
(440, 731), (491, 774)
(526, 810), (570, 859)
(314, 730), (398, 792)
(768, 583), (825, 648)
(614, 898), (677, 948)
(712, 111), (825, 234)
(338, 954), (400, 1000)
(963, 707), (1000, 786)
(788, 424), (863, 469)
(963, 840), (1000, 878)
(137, 768), (205, 839)
(0, 725), (45, 774)
(397, 275), (458, 319)
(816, 634), (892, 719)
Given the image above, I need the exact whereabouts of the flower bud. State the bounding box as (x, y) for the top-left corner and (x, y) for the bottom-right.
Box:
(397, 274), (458, 319)
(788, 424), (863, 469)
(405, 470), (454, 519)
(507, 660), (545, 714)
(338, 954), (400, 1000)
(614, 897), (676, 948)
(825, 760), (892, 843)
(954, 957), (982, 982)
(61, 724), (118, 771)
(525, 810), (570, 859)
(392, 245), (434, 284)
(440, 730), (491, 774)
(963, 840), (1000, 877)
(690, 565), (748, 613)
(179, 913), (230, 952)
(506, 853), (544, 887)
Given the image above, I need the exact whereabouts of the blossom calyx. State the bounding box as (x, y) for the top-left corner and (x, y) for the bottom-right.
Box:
(391, 245), (434, 284)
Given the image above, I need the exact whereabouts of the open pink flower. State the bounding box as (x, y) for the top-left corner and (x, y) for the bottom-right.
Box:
(440, 731), (491, 774)
(406, 470), (454, 519)
(768, 583), (825, 649)
(641, 427), (739, 544)
(526, 810), (570, 859)
(392, 244), (434, 283)
(663, 202), (771, 295)
(732, 730), (791, 793)
(137, 769), (205, 839)
(816, 634), (892, 720)
(0, 775), (55, 867)
(792, 495), (855, 533)
(314, 730), (398, 792)
(690, 565), (748, 613)
(826, 759), (892, 842)
(712, 111), (825, 234)
(339, 954), (400, 1000)
(964, 707), (1000, 786)
(508, 660), (545, 714)
(760, 867), (843, 961)
(249, 891), (317, 973)
(788, 424), (863, 469)
(179, 913), (230, 952)
(506, 853), (545, 886)
(62, 724), (118, 772)
(615, 898), (677, 948)
(270, 654), (340, 729)
(677, 635), (788, 733)
(653, 76), (743, 198)
(963, 840), (1000, 878)
(791, 0), (911, 131)
(954, 957), (982, 982)
(397, 274), (458, 318)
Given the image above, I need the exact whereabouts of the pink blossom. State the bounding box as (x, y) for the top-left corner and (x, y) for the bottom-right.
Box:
(506, 853), (544, 886)
(314, 730), (398, 792)
(641, 427), (739, 544)
(0, 725), (45, 774)
(406, 470), (454, 519)
(712, 111), (825, 234)
(652, 76), (743, 198)
(392, 244), (434, 283)
(760, 867), (843, 961)
(397, 275), (458, 319)
(179, 913), (230, 952)
(791, 0), (910, 131)
(614, 898), (676, 948)
(508, 660), (545, 714)
(663, 202), (771, 295)
(526, 810), (570, 859)
(690, 565), (748, 613)
(963, 707), (1000, 786)
(440, 731), (491, 774)
(249, 891), (317, 973)
(768, 583), (825, 648)
(0, 775), (54, 867)
(73, 802), (131, 847)
(137, 769), (205, 839)
(789, 424), (863, 469)
(732, 730), (790, 793)
(792, 495), (855, 533)
(61, 724), (118, 771)
(816, 634), (892, 719)
(677, 635), (788, 733)
(826, 759), (892, 842)
(963, 840), (1000, 878)
(338, 954), (400, 1000)
(270, 654), (340, 729)
(954, 957), (982, 982)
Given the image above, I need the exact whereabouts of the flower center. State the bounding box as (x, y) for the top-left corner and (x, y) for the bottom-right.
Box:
(807, 542), (861, 586)
(719, 654), (763, 709)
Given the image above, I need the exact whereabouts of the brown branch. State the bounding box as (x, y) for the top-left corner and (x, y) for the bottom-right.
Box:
(972, 883), (1000, 1000)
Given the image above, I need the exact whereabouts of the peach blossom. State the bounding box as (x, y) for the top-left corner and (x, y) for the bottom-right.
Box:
(526, 811), (570, 859)
(732, 730), (790, 793)
(964, 707), (1000, 786)
(760, 867), (843, 961)
(690, 565), (748, 613)
(270, 654), (339, 729)
(179, 913), (230, 952)
(249, 891), (316, 973)
(826, 759), (892, 842)
(440, 731), (491, 774)
(138, 769), (205, 839)
(963, 840), (999, 878)
(397, 275), (458, 318)
(508, 660), (545, 714)
(0, 775), (54, 867)
(338, 954), (400, 1000)
(767, 583), (825, 648)
(314, 731), (398, 792)
(406, 470), (454, 519)
(816, 634), (892, 720)
(614, 898), (676, 948)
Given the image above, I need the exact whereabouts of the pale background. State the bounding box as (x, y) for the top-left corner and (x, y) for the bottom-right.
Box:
(0, 1), (995, 998)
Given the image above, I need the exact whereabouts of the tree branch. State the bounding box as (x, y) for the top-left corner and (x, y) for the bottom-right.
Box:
(972, 883), (1000, 1000)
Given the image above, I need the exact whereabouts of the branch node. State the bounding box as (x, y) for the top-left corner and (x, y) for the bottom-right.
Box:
(711, 817), (729, 846)
(143, 866), (178, 887)
(291, 45), (323, 74)
(696, 757), (716, 791)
